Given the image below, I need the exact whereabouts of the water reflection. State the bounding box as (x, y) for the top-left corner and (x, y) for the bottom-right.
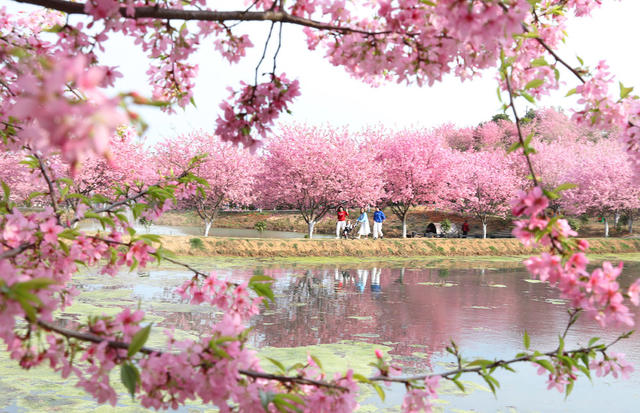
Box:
(9, 261), (640, 412)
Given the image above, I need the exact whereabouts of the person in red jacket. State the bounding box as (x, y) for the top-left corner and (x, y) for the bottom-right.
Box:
(336, 206), (349, 238)
(462, 220), (470, 237)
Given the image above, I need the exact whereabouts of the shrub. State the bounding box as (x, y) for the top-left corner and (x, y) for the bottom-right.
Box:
(189, 238), (204, 250)
(441, 219), (451, 233)
(567, 217), (581, 231)
(254, 221), (267, 232)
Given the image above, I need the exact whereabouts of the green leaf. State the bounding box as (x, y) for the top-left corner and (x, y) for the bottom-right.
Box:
(452, 378), (466, 393)
(58, 228), (79, 240)
(17, 278), (57, 291)
(466, 359), (494, 368)
(273, 397), (302, 413)
(565, 379), (574, 399)
(128, 324), (151, 357)
(542, 188), (559, 200)
(534, 359), (555, 374)
(138, 233), (161, 243)
(520, 91), (535, 103)
(576, 55), (584, 66)
(259, 390), (275, 411)
(523, 330), (530, 350)
(309, 354), (323, 370)
(557, 335), (565, 356)
(120, 363), (139, 399)
(15, 296), (36, 322)
(249, 274), (275, 283)
(250, 282), (275, 305)
(352, 373), (370, 383)
(1, 181), (10, 202)
(507, 141), (523, 154)
(481, 374), (497, 396)
(588, 337), (600, 347)
(265, 357), (286, 373)
(554, 183), (577, 193)
(619, 82), (634, 100)
(530, 57), (548, 67)
(370, 382), (385, 401)
(525, 79), (544, 90)
(565, 88), (577, 97)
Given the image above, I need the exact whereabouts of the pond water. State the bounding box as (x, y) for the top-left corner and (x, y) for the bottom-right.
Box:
(2, 259), (639, 412)
(78, 223), (333, 239)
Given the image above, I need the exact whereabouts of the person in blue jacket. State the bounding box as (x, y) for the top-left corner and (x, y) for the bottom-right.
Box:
(372, 206), (386, 239)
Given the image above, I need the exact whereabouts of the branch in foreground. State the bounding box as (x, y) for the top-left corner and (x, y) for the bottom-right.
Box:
(37, 319), (348, 391)
(36, 318), (623, 394)
(13, 0), (387, 36)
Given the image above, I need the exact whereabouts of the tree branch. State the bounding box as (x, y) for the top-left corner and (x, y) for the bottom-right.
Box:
(504, 70), (539, 187)
(13, 0), (387, 36)
(33, 153), (59, 216)
(36, 319), (348, 391)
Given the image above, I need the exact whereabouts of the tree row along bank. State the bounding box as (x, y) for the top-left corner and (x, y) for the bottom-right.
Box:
(158, 236), (640, 258)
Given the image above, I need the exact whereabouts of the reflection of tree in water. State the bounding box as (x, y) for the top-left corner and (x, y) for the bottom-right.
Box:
(66, 265), (600, 375)
(247, 265), (585, 373)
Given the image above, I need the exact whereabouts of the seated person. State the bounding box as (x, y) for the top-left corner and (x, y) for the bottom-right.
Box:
(342, 220), (354, 238)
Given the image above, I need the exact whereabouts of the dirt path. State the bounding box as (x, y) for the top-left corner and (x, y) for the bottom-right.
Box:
(159, 236), (640, 258)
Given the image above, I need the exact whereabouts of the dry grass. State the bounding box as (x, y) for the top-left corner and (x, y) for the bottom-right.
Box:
(159, 236), (640, 258)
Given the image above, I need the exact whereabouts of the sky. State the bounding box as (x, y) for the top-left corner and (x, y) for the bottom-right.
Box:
(12, 0), (640, 143)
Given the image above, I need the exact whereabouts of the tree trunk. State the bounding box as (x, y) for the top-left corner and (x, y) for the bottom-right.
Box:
(629, 215), (634, 234)
(614, 211), (620, 226)
(401, 215), (407, 238)
(204, 221), (212, 237)
(482, 222), (487, 239)
(604, 216), (609, 238)
(308, 220), (316, 239)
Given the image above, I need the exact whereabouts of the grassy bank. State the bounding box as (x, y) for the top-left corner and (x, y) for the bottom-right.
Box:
(155, 208), (636, 239)
(159, 235), (640, 258)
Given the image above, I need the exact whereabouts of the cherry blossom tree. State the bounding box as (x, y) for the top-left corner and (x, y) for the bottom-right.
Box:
(0, 150), (46, 203)
(371, 128), (452, 238)
(447, 149), (524, 238)
(259, 124), (383, 238)
(154, 131), (257, 236)
(1, 0), (640, 411)
(561, 140), (640, 237)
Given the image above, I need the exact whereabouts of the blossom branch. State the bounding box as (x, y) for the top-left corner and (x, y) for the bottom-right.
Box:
(36, 319), (349, 390)
(504, 68), (539, 186)
(12, 0), (389, 36)
(368, 339), (616, 384)
(33, 153), (59, 216)
(534, 37), (585, 84)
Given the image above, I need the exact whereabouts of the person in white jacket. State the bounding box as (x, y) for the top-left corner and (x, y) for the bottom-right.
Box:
(356, 207), (370, 239)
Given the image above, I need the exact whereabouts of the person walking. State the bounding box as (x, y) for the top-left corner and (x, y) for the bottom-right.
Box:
(356, 207), (371, 239)
(372, 206), (386, 239)
(462, 220), (470, 238)
(336, 206), (349, 239)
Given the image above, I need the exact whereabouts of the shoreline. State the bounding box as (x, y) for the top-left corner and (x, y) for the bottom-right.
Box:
(157, 235), (640, 258)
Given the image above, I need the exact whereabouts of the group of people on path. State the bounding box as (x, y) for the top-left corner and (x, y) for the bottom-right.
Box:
(336, 206), (386, 239)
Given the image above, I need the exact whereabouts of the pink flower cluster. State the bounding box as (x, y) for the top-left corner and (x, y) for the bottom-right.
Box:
(401, 376), (439, 413)
(176, 275), (262, 321)
(572, 61), (627, 130)
(6, 52), (125, 170)
(215, 74), (301, 148)
(512, 187), (640, 328)
(536, 358), (577, 393)
(590, 352), (634, 379)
